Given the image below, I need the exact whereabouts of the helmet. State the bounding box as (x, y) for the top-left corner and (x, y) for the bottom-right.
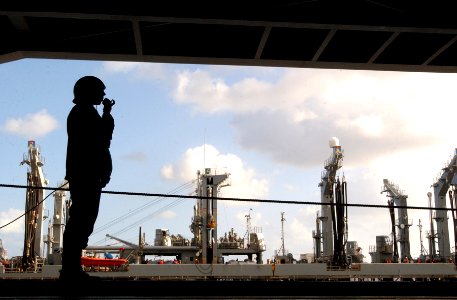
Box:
(73, 76), (105, 104)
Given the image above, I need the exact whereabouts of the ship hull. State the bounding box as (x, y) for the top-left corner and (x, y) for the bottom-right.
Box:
(0, 278), (456, 299)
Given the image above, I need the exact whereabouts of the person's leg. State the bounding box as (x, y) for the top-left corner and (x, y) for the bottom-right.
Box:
(61, 180), (101, 279)
(79, 182), (101, 248)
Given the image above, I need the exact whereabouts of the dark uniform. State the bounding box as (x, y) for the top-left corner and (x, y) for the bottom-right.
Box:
(60, 76), (114, 281)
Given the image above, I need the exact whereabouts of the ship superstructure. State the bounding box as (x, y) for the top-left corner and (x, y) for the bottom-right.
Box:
(3, 141), (457, 282)
(82, 167), (266, 265)
(190, 168), (230, 264)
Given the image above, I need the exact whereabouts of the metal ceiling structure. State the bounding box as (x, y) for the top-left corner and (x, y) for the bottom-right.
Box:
(2, 2), (457, 73)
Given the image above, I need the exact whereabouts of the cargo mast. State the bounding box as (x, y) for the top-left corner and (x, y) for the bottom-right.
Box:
(382, 179), (411, 262)
(426, 192), (437, 260)
(431, 149), (457, 261)
(20, 140), (48, 271)
(318, 137), (344, 260)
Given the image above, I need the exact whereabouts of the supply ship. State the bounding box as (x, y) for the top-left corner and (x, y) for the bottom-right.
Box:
(1, 139), (457, 298)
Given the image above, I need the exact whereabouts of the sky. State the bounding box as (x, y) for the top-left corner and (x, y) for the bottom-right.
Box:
(1, 58), (457, 263)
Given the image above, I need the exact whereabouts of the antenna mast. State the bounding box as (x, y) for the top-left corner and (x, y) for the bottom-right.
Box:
(418, 219), (427, 257)
(245, 208), (253, 247)
(280, 212), (286, 256)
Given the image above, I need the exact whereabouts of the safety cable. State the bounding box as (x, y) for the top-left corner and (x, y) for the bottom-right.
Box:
(0, 182), (456, 222)
(110, 197), (187, 237)
(91, 181), (196, 245)
(0, 182), (68, 230)
(92, 180), (196, 235)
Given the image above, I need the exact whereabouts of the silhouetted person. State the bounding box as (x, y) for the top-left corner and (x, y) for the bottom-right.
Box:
(60, 76), (115, 282)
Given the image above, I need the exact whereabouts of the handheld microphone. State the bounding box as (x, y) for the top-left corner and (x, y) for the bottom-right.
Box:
(103, 98), (115, 107)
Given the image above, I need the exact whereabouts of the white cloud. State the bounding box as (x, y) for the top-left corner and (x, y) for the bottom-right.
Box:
(161, 144), (269, 201)
(291, 109), (318, 123)
(170, 68), (457, 174)
(164, 67), (457, 261)
(102, 61), (167, 81)
(160, 164), (173, 180)
(103, 61), (140, 73)
(85, 64), (457, 262)
(174, 69), (231, 113)
(0, 208), (24, 234)
(159, 210), (176, 219)
(2, 110), (58, 138)
(337, 114), (384, 137)
(287, 216), (312, 254)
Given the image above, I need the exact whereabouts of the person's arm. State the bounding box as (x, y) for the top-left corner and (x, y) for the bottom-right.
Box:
(100, 99), (115, 187)
(102, 99), (115, 146)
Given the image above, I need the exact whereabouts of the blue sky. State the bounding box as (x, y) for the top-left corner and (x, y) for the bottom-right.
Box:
(1, 58), (457, 262)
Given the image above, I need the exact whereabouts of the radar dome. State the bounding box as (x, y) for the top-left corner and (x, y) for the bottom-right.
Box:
(329, 137), (340, 148)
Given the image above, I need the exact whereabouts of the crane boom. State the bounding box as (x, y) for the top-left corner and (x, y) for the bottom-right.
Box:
(433, 150), (457, 197)
(382, 179), (411, 262)
(431, 149), (457, 261)
(105, 234), (138, 248)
